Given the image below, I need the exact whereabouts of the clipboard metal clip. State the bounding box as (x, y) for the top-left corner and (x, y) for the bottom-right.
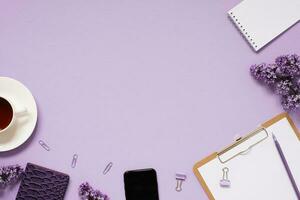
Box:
(217, 127), (269, 164)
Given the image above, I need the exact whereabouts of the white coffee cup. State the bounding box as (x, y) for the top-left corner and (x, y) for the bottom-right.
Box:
(0, 96), (28, 134)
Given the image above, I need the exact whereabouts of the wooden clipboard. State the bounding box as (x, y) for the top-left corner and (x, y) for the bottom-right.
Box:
(193, 112), (300, 200)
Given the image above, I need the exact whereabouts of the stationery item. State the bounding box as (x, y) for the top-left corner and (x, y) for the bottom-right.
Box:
(71, 154), (78, 168)
(272, 134), (300, 199)
(79, 182), (109, 200)
(0, 96), (27, 133)
(103, 162), (113, 175)
(124, 168), (159, 200)
(0, 77), (38, 152)
(228, 0), (300, 51)
(219, 167), (230, 188)
(175, 173), (187, 192)
(251, 54), (300, 111)
(39, 140), (50, 151)
(16, 163), (69, 200)
(193, 113), (300, 200)
(233, 134), (241, 141)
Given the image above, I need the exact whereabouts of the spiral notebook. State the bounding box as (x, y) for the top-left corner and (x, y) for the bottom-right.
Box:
(228, 0), (300, 51)
(193, 113), (300, 200)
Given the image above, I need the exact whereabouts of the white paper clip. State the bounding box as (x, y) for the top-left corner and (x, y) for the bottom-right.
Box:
(71, 154), (78, 168)
(103, 162), (113, 175)
(38, 140), (50, 151)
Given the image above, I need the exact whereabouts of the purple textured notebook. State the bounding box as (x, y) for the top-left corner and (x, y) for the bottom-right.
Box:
(16, 163), (69, 200)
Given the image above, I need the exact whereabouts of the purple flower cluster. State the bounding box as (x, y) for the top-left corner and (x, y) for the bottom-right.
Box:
(79, 182), (109, 200)
(0, 165), (24, 188)
(250, 54), (300, 111)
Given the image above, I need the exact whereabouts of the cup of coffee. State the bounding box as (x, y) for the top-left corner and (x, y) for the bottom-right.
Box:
(0, 96), (27, 134)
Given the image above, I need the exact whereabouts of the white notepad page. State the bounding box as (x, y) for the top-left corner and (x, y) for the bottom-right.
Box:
(196, 118), (300, 200)
(228, 0), (300, 51)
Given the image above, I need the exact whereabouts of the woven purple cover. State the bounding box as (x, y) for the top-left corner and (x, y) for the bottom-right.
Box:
(16, 163), (69, 200)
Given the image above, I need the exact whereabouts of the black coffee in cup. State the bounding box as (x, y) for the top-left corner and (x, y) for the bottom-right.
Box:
(0, 97), (13, 130)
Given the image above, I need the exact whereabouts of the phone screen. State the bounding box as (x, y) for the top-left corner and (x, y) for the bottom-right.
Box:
(124, 169), (159, 200)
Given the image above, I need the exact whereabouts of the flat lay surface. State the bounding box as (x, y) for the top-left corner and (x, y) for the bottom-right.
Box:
(0, 0), (299, 199)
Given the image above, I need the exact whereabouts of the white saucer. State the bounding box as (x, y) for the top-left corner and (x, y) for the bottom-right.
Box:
(0, 77), (38, 152)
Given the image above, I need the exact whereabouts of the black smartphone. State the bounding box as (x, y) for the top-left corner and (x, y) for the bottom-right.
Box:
(124, 168), (159, 200)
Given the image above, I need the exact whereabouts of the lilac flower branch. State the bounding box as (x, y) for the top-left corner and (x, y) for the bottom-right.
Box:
(79, 182), (109, 200)
(0, 165), (24, 188)
(250, 54), (300, 111)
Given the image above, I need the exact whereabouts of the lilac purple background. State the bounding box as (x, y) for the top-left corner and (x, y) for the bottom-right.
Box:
(0, 0), (299, 199)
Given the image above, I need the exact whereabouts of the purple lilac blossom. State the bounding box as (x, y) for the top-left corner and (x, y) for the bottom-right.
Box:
(250, 63), (268, 81)
(250, 54), (300, 111)
(275, 54), (300, 77)
(282, 94), (300, 111)
(79, 182), (109, 200)
(275, 79), (293, 95)
(250, 63), (277, 85)
(0, 165), (24, 188)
